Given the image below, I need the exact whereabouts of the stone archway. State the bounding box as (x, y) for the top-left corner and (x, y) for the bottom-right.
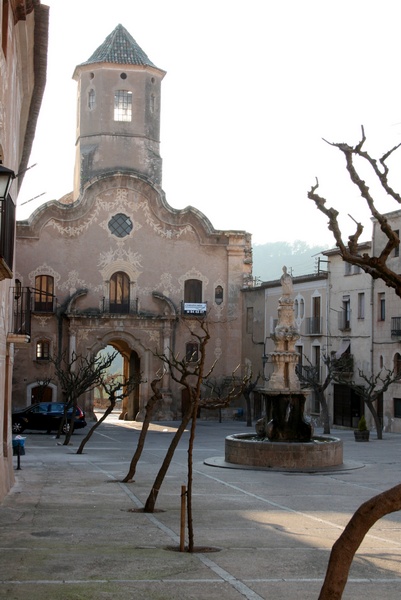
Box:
(98, 339), (141, 421)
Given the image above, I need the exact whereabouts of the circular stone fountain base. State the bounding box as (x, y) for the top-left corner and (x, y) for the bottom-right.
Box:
(225, 433), (343, 470)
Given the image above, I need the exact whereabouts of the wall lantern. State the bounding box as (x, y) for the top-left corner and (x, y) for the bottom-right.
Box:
(0, 164), (16, 200)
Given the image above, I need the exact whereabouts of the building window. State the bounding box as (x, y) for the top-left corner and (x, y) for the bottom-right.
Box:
(313, 346), (321, 381)
(294, 299), (299, 319)
(345, 262), (352, 275)
(110, 271), (130, 313)
(341, 296), (351, 329)
(246, 307), (253, 334)
(186, 342), (199, 363)
(88, 89), (95, 109)
(394, 230), (400, 257)
(378, 293), (385, 321)
(184, 279), (202, 303)
(108, 213), (133, 238)
(36, 340), (50, 361)
(34, 275), (54, 312)
(114, 90), (132, 122)
(0, 191), (15, 279)
(394, 353), (401, 376)
(214, 285), (223, 305)
(394, 398), (401, 418)
(2, 0), (9, 57)
(357, 292), (365, 319)
(299, 298), (305, 319)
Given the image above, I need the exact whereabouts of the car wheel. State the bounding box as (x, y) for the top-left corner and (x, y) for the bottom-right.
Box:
(12, 421), (25, 434)
(62, 422), (71, 434)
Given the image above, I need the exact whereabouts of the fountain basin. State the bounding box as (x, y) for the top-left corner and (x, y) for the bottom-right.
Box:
(225, 433), (343, 470)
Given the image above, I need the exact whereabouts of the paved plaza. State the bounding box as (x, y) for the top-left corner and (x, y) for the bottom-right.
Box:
(1, 415), (401, 599)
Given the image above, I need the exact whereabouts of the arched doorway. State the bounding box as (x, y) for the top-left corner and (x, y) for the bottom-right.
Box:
(95, 342), (141, 421)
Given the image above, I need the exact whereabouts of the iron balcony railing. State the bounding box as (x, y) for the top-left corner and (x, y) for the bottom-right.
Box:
(391, 317), (401, 337)
(11, 286), (31, 336)
(305, 317), (323, 335)
(0, 195), (15, 280)
(338, 309), (351, 331)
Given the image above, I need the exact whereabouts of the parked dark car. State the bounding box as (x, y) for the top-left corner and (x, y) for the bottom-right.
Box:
(12, 402), (87, 434)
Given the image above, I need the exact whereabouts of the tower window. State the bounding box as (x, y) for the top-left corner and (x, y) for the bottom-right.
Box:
(114, 90), (132, 122)
(88, 89), (95, 110)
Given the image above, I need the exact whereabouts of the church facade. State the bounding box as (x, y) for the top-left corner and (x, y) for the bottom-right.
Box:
(14, 25), (252, 419)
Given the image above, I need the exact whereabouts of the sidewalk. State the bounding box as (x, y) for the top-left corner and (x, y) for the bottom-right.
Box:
(1, 416), (401, 599)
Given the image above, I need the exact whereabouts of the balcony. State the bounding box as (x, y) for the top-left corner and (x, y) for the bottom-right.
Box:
(305, 317), (323, 335)
(0, 195), (15, 280)
(182, 301), (207, 316)
(391, 317), (401, 337)
(8, 286), (31, 342)
(338, 309), (351, 331)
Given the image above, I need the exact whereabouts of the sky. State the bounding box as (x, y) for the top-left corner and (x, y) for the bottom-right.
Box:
(16, 0), (401, 246)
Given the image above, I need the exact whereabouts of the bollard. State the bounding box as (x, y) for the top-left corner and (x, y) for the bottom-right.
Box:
(12, 436), (26, 470)
(180, 485), (186, 552)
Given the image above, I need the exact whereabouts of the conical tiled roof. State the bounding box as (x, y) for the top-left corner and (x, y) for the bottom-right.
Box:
(79, 24), (156, 68)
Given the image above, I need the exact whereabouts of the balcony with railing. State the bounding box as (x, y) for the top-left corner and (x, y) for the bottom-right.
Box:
(305, 316), (323, 335)
(0, 195), (15, 280)
(391, 316), (401, 337)
(338, 308), (351, 331)
(8, 286), (31, 343)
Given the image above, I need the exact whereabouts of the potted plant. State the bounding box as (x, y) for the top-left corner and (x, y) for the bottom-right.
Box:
(354, 415), (370, 442)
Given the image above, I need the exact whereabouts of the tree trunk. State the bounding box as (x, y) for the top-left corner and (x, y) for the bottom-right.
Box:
(365, 399), (382, 439)
(318, 390), (330, 434)
(319, 483), (401, 599)
(186, 402), (198, 552)
(244, 390), (252, 427)
(76, 396), (116, 454)
(122, 380), (162, 483)
(143, 403), (194, 513)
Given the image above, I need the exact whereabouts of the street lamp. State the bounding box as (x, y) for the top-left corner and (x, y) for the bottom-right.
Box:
(0, 164), (15, 200)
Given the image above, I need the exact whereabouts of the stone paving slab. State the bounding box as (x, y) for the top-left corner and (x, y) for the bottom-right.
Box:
(2, 417), (401, 599)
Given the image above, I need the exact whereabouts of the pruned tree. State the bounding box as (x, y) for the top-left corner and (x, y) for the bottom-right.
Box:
(143, 320), (212, 523)
(296, 353), (353, 435)
(309, 128), (401, 598)
(122, 372), (164, 483)
(76, 371), (142, 454)
(335, 366), (401, 440)
(51, 350), (117, 445)
(200, 369), (247, 422)
(308, 126), (401, 295)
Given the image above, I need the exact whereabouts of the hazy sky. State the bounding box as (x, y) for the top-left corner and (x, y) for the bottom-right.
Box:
(17, 0), (401, 246)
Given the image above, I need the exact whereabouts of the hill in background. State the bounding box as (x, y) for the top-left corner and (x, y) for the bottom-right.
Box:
(252, 240), (330, 283)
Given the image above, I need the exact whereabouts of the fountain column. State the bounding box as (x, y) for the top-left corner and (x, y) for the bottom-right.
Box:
(258, 267), (312, 442)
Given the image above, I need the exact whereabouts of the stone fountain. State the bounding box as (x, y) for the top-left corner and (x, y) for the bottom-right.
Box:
(224, 267), (343, 470)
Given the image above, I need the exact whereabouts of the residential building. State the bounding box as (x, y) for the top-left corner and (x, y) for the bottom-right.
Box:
(242, 270), (329, 419)
(0, 0), (48, 500)
(14, 25), (251, 420)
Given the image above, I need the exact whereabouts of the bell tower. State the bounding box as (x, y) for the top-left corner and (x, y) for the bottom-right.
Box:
(72, 24), (166, 200)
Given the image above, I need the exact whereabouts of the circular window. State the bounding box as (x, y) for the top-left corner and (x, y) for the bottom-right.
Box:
(120, 72), (127, 79)
(108, 213), (133, 238)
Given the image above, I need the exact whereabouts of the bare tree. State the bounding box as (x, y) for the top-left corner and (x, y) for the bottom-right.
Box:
(309, 128), (401, 598)
(51, 350), (117, 445)
(335, 367), (401, 440)
(308, 126), (401, 294)
(297, 353), (353, 435)
(122, 373), (164, 483)
(76, 372), (142, 454)
(200, 370), (246, 422)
